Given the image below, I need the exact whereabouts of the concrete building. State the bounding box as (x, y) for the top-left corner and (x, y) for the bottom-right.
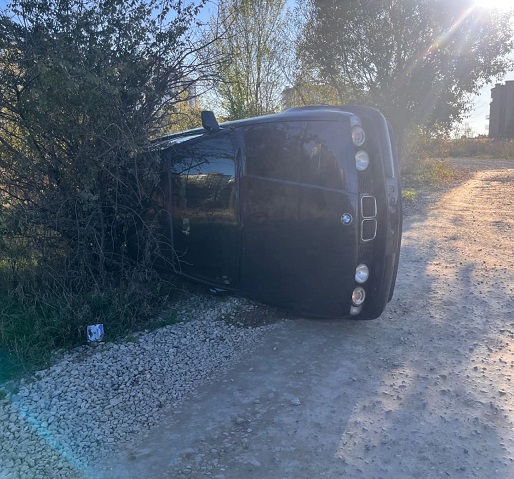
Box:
(489, 80), (514, 139)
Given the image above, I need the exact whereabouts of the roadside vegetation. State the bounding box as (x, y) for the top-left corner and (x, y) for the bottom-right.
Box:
(401, 157), (463, 205)
(401, 136), (514, 204)
(0, 0), (213, 381)
(435, 137), (514, 159)
(1, 0), (513, 381)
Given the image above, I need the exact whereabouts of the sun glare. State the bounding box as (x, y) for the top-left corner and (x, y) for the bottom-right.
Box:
(474, 0), (514, 11)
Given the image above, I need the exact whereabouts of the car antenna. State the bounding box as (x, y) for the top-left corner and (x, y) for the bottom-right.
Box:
(201, 110), (220, 131)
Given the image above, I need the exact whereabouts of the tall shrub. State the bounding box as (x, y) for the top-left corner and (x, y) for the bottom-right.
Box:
(0, 0), (211, 290)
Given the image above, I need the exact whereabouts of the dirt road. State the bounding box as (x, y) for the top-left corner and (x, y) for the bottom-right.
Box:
(98, 158), (514, 479)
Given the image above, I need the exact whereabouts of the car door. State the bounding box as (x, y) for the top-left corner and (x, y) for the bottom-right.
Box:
(166, 131), (240, 287)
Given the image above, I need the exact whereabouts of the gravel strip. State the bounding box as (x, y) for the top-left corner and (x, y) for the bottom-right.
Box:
(0, 295), (282, 479)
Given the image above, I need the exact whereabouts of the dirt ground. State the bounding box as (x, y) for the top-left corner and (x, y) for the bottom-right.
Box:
(96, 158), (514, 479)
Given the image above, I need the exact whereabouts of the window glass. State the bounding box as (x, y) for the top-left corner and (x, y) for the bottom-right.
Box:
(244, 121), (347, 189)
(163, 132), (236, 215)
(166, 134), (235, 177)
(162, 132), (238, 285)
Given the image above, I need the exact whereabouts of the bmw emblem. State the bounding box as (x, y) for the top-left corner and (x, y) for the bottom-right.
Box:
(341, 213), (353, 225)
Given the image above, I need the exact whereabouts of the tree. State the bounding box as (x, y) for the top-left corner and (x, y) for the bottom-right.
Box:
(277, 0), (339, 109)
(0, 0), (212, 294)
(281, 67), (341, 109)
(298, 0), (514, 150)
(207, 0), (288, 120)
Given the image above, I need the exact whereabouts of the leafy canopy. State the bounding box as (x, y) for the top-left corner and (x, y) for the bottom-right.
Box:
(207, 0), (288, 120)
(299, 0), (514, 140)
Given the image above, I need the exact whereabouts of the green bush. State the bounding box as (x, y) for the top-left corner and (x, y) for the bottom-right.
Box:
(0, 0), (211, 380)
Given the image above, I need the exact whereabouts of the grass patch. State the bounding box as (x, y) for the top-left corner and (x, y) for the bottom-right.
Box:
(0, 281), (181, 383)
(441, 138), (514, 159)
(144, 310), (179, 331)
(402, 188), (417, 202)
(123, 333), (138, 343)
(0, 348), (21, 383)
(424, 159), (458, 184)
(402, 158), (464, 191)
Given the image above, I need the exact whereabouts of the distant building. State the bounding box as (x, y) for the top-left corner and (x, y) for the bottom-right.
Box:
(281, 87), (296, 111)
(489, 81), (514, 139)
(177, 77), (198, 108)
(166, 76), (198, 109)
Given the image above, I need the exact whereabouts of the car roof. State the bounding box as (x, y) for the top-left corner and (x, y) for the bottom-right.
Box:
(152, 106), (356, 149)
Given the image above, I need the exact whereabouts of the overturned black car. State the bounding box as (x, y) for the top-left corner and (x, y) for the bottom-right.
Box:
(148, 105), (402, 319)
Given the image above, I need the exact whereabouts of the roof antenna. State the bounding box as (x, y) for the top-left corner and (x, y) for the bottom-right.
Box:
(201, 110), (220, 131)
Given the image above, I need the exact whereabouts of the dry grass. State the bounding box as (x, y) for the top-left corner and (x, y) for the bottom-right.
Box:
(402, 137), (514, 192)
(436, 138), (514, 159)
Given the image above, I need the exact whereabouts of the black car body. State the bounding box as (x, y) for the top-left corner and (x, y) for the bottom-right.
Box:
(151, 105), (402, 319)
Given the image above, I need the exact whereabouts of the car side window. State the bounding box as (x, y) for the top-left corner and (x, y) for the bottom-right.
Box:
(164, 133), (237, 212)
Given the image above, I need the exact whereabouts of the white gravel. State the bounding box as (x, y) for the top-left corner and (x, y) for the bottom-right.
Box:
(0, 295), (281, 479)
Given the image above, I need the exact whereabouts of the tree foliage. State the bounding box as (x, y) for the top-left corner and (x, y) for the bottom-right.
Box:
(207, 0), (288, 120)
(0, 0), (209, 297)
(278, 1), (339, 109)
(299, 0), (514, 144)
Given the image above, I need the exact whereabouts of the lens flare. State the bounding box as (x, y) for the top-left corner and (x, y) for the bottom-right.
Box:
(474, 0), (514, 11)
